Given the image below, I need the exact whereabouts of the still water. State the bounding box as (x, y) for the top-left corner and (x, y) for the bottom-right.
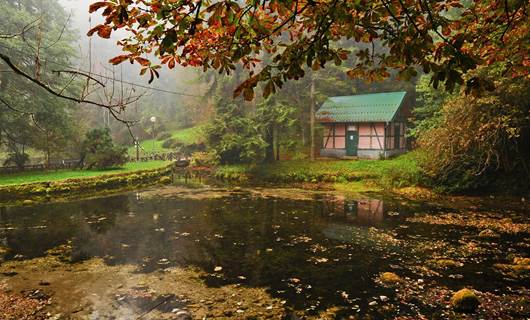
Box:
(0, 186), (528, 318)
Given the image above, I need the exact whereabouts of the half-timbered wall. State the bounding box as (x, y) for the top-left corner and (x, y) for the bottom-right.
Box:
(323, 122), (406, 152)
(358, 123), (385, 150)
(322, 124), (346, 149)
(385, 122), (406, 150)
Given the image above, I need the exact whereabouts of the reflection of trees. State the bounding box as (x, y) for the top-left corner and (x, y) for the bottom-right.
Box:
(1, 202), (83, 258)
(1, 192), (405, 312)
(0, 194), (129, 260)
(79, 195), (127, 234)
(187, 196), (391, 310)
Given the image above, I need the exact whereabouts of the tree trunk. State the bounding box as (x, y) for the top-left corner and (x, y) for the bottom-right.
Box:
(45, 134), (50, 170)
(301, 124), (306, 146)
(310, 72), (316, 161)
(264, 127), (274, 162)
(275, 126), (280, 161)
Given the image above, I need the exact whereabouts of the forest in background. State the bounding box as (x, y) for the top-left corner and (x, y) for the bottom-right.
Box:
(0, 0), (528, 194)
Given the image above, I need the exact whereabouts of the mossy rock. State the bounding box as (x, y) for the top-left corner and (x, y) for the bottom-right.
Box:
(0, 246), (10, 262)
(379, 272), (402, 285)
(450, 288), (480, 313)
(33, 187), (47, 194)
(513, 257), (530, 265)
(494, 257), (530, 278)
(22, 199), (35, 206)
(159, 176), (172, 184)
(428, 258), (464, 269)
(478, 229), (500, 239)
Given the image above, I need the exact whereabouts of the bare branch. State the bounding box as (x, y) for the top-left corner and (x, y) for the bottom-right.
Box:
(0, 18), (39, 39)
(52, 69), (106, 87)
(0, 52), (138, 125)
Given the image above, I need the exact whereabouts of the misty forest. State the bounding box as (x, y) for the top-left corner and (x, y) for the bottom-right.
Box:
(0, 0), (529, 319)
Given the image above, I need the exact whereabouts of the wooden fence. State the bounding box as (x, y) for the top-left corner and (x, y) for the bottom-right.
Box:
(132, 152), (183, 162)
(0, 159), (81, 174)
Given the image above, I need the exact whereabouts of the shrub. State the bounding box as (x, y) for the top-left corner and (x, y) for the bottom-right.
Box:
(180, 142), (206, 155)
(205, 100), (267, 164)
(3, 151), (29, 170)
(81, 128), (128, 169)
(156, 132), (172, 141)
(162, 138), (177, 149)
(417, 75), (530, 193)
(190, 152), (218, 167)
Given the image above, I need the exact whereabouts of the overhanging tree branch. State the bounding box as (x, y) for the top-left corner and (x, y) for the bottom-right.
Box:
(0, 52), (138, 125)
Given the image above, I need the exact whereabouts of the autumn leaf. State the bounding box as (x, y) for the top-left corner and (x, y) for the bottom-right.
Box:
(134, 57), (151, 66)
(87, 25), (112, 39)
(88, 1), (109, 13)
(87, 0), (529, 98)
(109, 55), (129, 65)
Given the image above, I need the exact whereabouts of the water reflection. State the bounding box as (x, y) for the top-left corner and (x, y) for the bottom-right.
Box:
(324, 196), (385, 225)
(0, 188), (527, 316)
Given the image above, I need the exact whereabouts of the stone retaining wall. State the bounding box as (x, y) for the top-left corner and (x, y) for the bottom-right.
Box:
(0, 164), (174, 204)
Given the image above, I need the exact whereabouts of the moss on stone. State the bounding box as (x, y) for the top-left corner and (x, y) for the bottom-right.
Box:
(428, 258), (464, 269)
(450, 288), (480, 313)
(379, 272), (402, 285)
(513, 257), (530, 265)
(494, 257), (530, 278)
(478, 228), (500, 238)
(159, 176), (172, 184)
(0, 163), (173, 205)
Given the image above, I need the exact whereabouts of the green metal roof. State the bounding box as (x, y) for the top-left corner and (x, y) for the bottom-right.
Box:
(316, 91), (407, 123)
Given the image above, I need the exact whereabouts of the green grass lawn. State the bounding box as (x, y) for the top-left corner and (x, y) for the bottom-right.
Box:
(215, 152), (421, 188)
(0, 161), (170, 186)
(171, 125), (204, 144)
(128, 125), (205, 154)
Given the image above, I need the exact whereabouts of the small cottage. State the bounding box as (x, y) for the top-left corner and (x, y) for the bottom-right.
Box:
(315, 91), (412, 159)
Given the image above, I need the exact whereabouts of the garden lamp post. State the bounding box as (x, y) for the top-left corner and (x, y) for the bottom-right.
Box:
(150, 116), (156, 151)
(134, 137), (140, 161)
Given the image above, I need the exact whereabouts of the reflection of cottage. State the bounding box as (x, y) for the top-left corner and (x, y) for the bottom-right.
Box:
(316, 91), (412, 159)
(325, 196), (385, 226)
(356, 199), (384, 224)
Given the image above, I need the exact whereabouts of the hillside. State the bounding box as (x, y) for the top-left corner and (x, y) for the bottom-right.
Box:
(128, 125), (205, 155)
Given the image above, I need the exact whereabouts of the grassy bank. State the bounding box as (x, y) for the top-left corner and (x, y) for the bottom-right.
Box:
(128, 125), (205, 154)
(214, 153), (422, 191)
(0, 161), (170, 186)
(0, 161), (174, 204)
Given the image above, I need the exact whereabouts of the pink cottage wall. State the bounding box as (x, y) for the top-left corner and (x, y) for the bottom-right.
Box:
(358, 123), (385, 150)
(322, 122), (388, 151)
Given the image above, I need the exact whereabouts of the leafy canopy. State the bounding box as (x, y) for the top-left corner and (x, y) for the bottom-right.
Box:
(89, 0), (528, 99)
(0, 0), (77, 158)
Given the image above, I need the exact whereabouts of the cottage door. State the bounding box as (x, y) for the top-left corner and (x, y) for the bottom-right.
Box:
(346, 129), (358, 156)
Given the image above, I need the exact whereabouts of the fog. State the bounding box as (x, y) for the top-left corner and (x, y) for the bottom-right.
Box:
(58, 0), (198, 97)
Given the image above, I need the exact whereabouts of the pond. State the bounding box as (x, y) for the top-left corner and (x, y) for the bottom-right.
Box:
(0, 185), (528, 319)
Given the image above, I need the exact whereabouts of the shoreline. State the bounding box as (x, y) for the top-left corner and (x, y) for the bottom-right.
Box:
(1, 160), (527, 209)
(0, 163), (175, 206)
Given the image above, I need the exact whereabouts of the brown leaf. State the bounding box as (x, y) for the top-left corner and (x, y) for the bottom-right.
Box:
(89, 2), (109, 13)
(135, 57), (151, 66)
(87, 25), (112, 39)
(109, 55), (129, 65)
